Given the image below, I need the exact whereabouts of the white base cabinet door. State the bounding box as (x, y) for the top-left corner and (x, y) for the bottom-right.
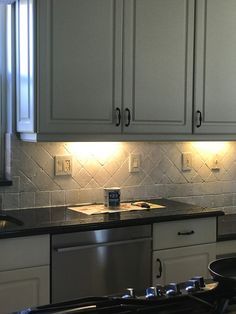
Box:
(152, 243), (216, 286)
(0, 235), (50, 314)
(0, 265), (49, 314)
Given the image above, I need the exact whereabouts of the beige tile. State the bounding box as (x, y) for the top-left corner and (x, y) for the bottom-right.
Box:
(20, 192), (35, 209)
(3, 139), (236, 210)
(94, 167), (111, 186)
(2, 193), (20, 210)
(65, 190), (79, 205)
(111, 160), (130, 186)
(74, 168), (92, 188)
(35, 191), (51, 207)
(51, 190), (65, 206)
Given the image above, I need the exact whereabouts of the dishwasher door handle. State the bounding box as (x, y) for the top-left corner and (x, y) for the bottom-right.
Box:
(54, 237), (152, 253)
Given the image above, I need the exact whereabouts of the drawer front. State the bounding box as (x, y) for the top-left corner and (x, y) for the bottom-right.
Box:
(153, 217), (216, 250)
(0, 235), (50, 271)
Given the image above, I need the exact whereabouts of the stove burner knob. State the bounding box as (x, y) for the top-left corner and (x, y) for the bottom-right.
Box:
(156, 284), (165, 296)
(165, 283), (181, 296)
(146, 287), (157, 298)
(122, 288), (135, 299)
(185, 279), (200, 293)
(191, 276), (205, 288)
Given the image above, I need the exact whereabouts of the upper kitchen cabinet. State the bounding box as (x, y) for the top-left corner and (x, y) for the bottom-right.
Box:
(123, 0), (194, 134)
(16, 0), (195, 141)
(17, 0), (236, 141)
(16, 0), (123, 141)
(194, 0), (236, 134)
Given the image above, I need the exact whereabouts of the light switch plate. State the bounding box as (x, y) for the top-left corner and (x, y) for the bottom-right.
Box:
(182, 152), (192, 171)
(54, 155), (72, 176)
(129, 153), (141, 173)
(210, 154), (220, 170)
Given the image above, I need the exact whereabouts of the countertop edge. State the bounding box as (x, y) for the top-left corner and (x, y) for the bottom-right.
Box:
(0, 209), (224, 239)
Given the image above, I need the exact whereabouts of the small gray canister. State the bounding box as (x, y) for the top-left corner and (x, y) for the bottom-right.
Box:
(104, 187), (121, 207)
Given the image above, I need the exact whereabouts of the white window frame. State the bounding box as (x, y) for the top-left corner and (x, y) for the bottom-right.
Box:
(0, 4), (7, 180)
(0, 4), (12, 184)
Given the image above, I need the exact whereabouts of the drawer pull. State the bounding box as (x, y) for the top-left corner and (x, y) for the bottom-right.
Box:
(177, 230), (195, 236)
(156, 258), (162, 278)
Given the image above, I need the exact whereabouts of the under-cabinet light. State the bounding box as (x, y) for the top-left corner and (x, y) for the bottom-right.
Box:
(192, 142), (229, 154)
(66, 142), (121, 165)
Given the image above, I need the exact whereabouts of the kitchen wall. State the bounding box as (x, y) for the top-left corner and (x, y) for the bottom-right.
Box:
(0, 135), (236, 211)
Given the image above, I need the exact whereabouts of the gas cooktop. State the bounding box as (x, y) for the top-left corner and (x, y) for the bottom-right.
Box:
(14, 276), (236, 314)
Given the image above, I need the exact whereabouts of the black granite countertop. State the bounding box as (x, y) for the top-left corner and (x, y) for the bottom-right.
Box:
(0, 199), (224, 239)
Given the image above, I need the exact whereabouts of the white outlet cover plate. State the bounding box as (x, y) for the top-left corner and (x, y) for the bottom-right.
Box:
(54, 155), (72, 176)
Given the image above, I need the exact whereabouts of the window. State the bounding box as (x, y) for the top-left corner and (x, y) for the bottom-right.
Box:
(0, 3), (12, 184)
(0, 4), (7, 180)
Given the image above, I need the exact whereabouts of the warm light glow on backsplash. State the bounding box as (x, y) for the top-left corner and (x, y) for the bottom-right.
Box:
(192, 142), (229, 154)
(66, 142), (121, 164)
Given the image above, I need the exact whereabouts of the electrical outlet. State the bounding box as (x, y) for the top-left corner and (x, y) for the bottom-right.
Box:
(129, 153), (141, 173)
(182, 152), (192, 171)
(54, 155), (72, 176)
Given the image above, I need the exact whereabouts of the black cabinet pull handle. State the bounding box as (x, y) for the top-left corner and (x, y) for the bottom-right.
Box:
(177, 230), (195, 236)
(115, 108), (121, 127)
(156, 258), (162, 278)
(125, 108), (131, 127)
(196, 110), (202, 128)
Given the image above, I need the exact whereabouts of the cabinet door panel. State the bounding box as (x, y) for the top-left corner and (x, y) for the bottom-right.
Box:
(0, 266), (49, 314)
(195, 0), (236, 133)
(123, 0), (194, 134)
(38, 0), (123, 134)
(152, 244), (216, 286)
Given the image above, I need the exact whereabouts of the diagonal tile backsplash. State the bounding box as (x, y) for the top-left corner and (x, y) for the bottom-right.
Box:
(1, 136), (236, 210)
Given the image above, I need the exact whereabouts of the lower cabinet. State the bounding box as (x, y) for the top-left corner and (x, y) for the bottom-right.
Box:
(0, 235), (50, 313)
(0, 266), (49, 314)
(152, 217), (217, 286)
(152, 243), (216, 286)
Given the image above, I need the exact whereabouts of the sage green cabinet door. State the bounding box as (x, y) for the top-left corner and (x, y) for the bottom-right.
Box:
(123, 0), (194, 134)
(38, 0), (123, 134)
(194, 0), (236, 134)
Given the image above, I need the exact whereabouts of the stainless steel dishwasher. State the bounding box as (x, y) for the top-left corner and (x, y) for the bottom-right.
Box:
(51, 225), (152, 303)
